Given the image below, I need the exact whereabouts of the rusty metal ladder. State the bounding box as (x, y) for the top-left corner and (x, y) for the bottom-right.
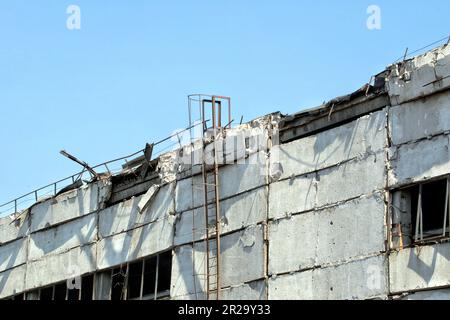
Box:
(201, 96), (231, 300)
(188, 95), (231, 300)
(201, 150), (221, 300)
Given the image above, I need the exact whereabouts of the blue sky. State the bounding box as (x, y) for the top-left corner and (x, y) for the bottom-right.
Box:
(0, 0), (449, 209)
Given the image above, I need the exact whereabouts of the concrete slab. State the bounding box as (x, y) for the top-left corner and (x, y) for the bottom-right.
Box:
(99, 183), (175, 238)
(275, 110), (386, 180)
(0, 214), (29, 245)
(269, 193), (386, 275)
(388, 134), (450, 187)
(219, 152), (267, 200)
(174, 187), (267, 246)
(175, 176), (204, 213)
(30, 181), (109, 233)
(389, 91), (450, 145)
(172, 280), (266, 300)
(97, 216), (175, 270)
(170, 243), (206, 298)
(389, 242), (450, 294)
(0, 238), (28, 272)
(268, 173), (317, 219)
(25, 244), (97, 291)
(0, 265), (26, 299)
(316, 152), (385, 207)
(402, 288), (450, 300)
(387, 45), (450, 106)
(28, 213), (97, 261)
(269, 255), (387, 300)
(171, 226), (265, 297)
(175, 152), (267, 213)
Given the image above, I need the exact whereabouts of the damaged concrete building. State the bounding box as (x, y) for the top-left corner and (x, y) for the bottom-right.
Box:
(2, 45), (450, 300)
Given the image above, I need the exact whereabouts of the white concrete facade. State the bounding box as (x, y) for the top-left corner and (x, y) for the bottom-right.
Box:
(2, 45), (450, 300)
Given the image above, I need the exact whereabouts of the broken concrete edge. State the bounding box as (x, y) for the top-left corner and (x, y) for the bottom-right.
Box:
(2, 44), (450, 300)
(5, 44), (449, 225)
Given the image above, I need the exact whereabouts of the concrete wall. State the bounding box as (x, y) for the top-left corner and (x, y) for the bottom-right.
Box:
(385, 45), (450, 298)
(267, 107), (389, 300)
(171, 225), (265, 299)
(2, 46), (450, 300)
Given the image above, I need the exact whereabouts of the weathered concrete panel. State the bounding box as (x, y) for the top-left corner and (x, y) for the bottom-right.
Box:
(99, 183), (174, 238)
(221, 280), (266, 300)
(268, 173), (316, 219)
(389, 92), (450, 145)
(30, 180), (110, 233)
(174, 187), (267, 246)
(269, 255), (387, 300)
(0, 265), (26, 299)
(388, 135), (450, 187)
(170, 243), (205, 298)
(97, 216), (175, 270)
(171, 226), (265, 298)
(316, 152), (385, 207)
(387, 45), (450, 106)
(276, 110), (386, 180)
(175, 175), (204, 212)
(29, 213), (97, 261)
(172, 280), (266, 300)
(389, 242), (450, 294)
(0, 238), (28, 272)
(220, 225), (265, 288)
(175, 152), (267, 213)
(25, 244), (96, 291)
(0, 214), (29, 245)
(402, 288), (450, 300)
(315, 194), (386, 266)
(219, 152), (267, 200)
(269, 194), (386, 275)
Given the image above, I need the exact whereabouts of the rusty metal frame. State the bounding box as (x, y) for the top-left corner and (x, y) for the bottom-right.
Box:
(412, 178), (450, 243)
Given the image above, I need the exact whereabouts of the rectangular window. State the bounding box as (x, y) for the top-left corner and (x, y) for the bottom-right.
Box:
(40, 287), (53, 300)
(391, 177), (450, 248)
(54, 283), (67, 300)
(127, 261), (143, 299)
(94, 271), (112, 300)
(81, 274), (94, 300)
(142, 256), (157, 298)
(111, 265), (127, 300)
(157, 251), (172, 294)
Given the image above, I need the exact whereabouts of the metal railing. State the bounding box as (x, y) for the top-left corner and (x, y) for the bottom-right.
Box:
(0, 120), (207, 218)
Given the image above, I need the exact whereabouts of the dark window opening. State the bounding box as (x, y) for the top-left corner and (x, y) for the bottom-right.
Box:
(157, 251), (172, 293)
(54, 283), (67, 300)
(127, 261), (143, 299)
(14, 294), (24, 301)
(111, 266), (127, 300)
(26, 290), (40, 300)
(392, 178), (450, 247)
(414, 180), (447, 235)
(81, 275), (94, 300)
(67, 286), (80, 300)
(40, 287), (53, 300)
(142, 257), (157, 297)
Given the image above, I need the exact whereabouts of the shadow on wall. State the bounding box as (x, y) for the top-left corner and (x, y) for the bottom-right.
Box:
(0, 185), (98, 297)
(280, 111), (383, 173)
(0, 216), (29, 296)
(406, 244), (450, 284)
